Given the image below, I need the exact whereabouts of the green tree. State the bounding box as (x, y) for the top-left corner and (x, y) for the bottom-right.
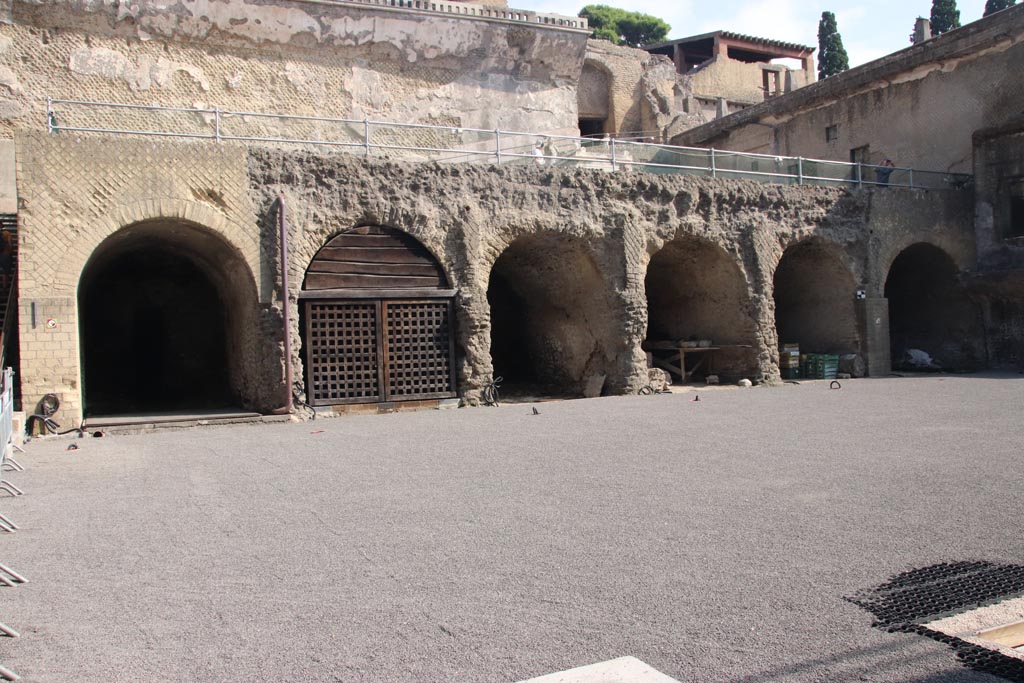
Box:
(931, 0), (962, 34)
(579, 5), (670, 48)
(817, 11), (849, 79)
(984, 0), (1017, 16)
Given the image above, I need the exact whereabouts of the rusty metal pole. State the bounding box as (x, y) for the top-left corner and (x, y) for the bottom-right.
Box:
(271, 196), (293, 415)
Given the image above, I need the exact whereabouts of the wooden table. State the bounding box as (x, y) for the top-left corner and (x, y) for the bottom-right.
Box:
(643, 341), (720, 382)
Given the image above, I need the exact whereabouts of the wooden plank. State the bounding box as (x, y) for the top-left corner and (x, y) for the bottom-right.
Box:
(979, 621), (1024, 648)
(377, 299), (388, 404)
(298, 288), (456, 299)
(308, 261), (442, 277)
(305, 273), (444, 290)
(447, 298), (457, 397)
(314, 247), (432, 264)
(324, 234), (413, 249)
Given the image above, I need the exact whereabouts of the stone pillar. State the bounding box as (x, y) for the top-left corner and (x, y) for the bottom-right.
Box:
(716, 98), (729, 119)
(856, 297), (891, 376)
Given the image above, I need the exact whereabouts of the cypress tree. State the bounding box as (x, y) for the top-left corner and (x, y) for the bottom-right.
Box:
(817, 12), (850, 79)
(931, 0), (962, 35)
(984, 0), (1017, 16)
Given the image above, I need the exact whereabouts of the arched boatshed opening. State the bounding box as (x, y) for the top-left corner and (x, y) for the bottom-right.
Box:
(884, 242), (984, 371)
(78, 220), (251, 417)
(300, 226), (457, 406)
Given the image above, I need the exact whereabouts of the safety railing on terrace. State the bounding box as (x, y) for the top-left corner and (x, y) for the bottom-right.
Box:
(331, 0), (588, 29)
(45, 99), (972, 191)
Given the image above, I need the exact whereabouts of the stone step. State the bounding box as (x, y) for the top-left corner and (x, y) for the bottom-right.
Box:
(515, 657), (682, 683)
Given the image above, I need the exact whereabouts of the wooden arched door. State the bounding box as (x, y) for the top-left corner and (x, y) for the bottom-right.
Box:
(301, 226), (456, 405)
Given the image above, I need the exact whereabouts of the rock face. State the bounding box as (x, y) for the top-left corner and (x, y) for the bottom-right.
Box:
(242, 146), (975, 403)
(839, 353), (867, 378)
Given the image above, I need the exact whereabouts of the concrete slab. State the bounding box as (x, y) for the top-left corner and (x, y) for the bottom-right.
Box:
(516, 656), (681, 683)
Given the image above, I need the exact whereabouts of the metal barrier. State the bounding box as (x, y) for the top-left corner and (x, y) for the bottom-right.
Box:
(45, 98), (973, 191)
(0, 368), (21, 499)
(0, 366), (22, 682)
(319, 0), (588, 30)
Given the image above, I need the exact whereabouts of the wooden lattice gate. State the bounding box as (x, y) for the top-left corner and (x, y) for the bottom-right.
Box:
(301, 226), (457, 406)
(305, 299), (455, 405)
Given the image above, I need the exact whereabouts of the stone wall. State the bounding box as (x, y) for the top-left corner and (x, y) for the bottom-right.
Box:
(580, 40), (701, 141)
(14, 131), (982, 423)
(14, 133), (283, 420)
(974, 122), (1024, 266)
(970, 120), (1024, 370)
(0, 0), (590, 142)
(685, 57), (812, 107)
(242, 148), (974, 401)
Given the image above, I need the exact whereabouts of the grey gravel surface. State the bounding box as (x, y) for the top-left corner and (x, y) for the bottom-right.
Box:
(1, 375), (1022, 683)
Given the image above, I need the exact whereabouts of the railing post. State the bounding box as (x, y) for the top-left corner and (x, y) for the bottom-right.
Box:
(909, 169), (914, 189)
(710, 148), (716, 178)
(609, 136), (617, 172)
(214, 109), (221, 142)
(494, 129), (501, 165)
(798, 157), (804, 185)
(856, 162), (862, 187)
(46, 97), (53, 133)
(364, 119), (371, 156)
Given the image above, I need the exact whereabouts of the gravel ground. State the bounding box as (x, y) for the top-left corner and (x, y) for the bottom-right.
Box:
(1, 374), (1023, 683)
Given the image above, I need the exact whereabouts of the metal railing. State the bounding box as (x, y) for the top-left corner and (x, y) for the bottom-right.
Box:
(331, 0), (588, 29)
(45, 98), (972, 191)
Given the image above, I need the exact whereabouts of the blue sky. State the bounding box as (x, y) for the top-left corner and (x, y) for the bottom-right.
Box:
(519, 0), (992, 68)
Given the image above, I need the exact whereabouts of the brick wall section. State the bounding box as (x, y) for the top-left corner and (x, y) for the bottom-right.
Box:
(582, 41), (647, 135)
(14, 133), (280, 424)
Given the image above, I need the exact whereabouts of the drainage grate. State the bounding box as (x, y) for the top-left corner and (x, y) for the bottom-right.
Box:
(847, 561), (1024, 682)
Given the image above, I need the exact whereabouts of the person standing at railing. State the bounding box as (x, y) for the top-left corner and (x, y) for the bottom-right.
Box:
(532, 141), (545, 166)
(875, 158), (895, 185)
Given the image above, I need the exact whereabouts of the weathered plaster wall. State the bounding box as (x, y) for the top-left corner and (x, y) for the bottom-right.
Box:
(0, 0), (589, 140)
(685, 57), (812, 106)
(673, 6), (1024, 176)
(769, 38), (1024, 172)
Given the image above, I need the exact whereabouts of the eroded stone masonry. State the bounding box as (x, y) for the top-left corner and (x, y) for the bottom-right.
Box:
(13, 131), (981, 424)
